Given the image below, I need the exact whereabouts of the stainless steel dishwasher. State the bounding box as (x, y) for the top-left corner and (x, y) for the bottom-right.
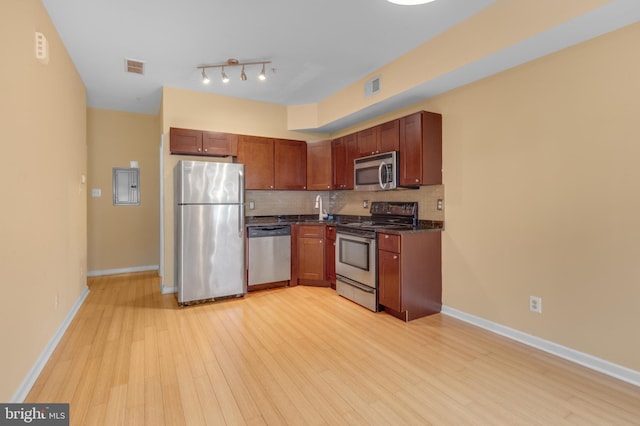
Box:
(247, 225), (291, 290)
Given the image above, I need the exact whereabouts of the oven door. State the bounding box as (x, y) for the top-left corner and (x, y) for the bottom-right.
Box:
(335, 231), (376, 288)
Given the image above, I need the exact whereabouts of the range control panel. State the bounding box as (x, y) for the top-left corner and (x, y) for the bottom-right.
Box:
(369, 201), (418, 218)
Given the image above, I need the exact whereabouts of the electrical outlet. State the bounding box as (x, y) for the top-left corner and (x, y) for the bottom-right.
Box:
(529, 296), (542, 313)
(436, 199), (443, 211)
(248, 201), (255, 210)
(363, 200), (369, 209)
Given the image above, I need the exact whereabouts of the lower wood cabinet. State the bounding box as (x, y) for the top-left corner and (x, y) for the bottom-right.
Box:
(326, 226), (336, 288)
(377, 232), (442, 321)
(378, 248), (401, 312)
(291, 224), (332, 287)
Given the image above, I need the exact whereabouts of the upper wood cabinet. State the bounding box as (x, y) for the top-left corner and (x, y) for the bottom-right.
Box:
(237, 135), (275, 189)
(170, 127), (238, 156)
(399, 111), (442, 186)
(332, 133), (358, 189)
(203, 131), (238, 156)
(378, 120), (400, 153)
(237, 135), (307, 190)
(307, 140), (333, 190)
(275, 139), (307, 190)
(357, 120), (400, 156)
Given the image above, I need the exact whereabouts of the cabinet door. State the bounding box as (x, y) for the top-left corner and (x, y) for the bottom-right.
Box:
(357, 127), (379, 156)
(378, 120), (400, 153)
(202, 131), (238, 156)
(378, 249), (401, 311)
(170, 127), (203, 154)
(399, 112), (423, 186)
(275, 139), (307, 190)
(399, 111), (442, 186)
(307, 140), (333, 190)
(332, 138), (346, 189)
(298, 237), (325, 281)
(344, 133), (358, 189)
(237, 135), (275, 189)
(325, 226), (336, 286)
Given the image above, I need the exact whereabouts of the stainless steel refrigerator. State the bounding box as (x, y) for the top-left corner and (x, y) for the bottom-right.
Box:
(174, 160), (245, 305)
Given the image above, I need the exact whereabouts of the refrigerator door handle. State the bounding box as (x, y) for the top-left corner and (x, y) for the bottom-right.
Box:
(238, 170), (245, 238)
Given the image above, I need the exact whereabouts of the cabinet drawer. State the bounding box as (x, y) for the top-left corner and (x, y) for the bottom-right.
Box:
(378, 233), (400, 253)
(298, 225), (325, 238)
(326, 225), (336, 241)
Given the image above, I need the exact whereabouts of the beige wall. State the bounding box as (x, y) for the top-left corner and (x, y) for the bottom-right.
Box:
(0, 0), (87, 401)
(87, 108), (160, 273)
(426, 22), (639, 371)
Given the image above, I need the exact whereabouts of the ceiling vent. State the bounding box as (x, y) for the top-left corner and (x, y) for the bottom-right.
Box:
(365, 75), (381, 97)
(125, 58), (145, 75)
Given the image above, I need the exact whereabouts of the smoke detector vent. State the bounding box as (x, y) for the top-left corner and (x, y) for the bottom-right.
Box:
(365, 76), (381, 97)
(125, 58), (145, 75)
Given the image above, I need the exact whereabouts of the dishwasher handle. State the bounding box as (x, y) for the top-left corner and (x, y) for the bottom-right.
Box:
(247, 225), (291, 238)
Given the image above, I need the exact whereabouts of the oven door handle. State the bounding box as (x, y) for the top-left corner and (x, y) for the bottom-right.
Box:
(337, 275), (376, 294)
(378, 162), (388, 190)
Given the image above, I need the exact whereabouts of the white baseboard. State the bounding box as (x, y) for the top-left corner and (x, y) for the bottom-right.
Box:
(161, 285), (177, 294)
(87, 265), (158, 277)
(11, 286), (90, 403)
(441, 306), (640, 388)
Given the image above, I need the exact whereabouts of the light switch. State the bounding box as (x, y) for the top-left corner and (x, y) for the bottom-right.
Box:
(91, 188), (101, 197)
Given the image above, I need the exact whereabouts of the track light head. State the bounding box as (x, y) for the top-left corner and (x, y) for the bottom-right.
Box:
(240, 65), (247, 81)
(259, 64), (266, 81)
(201, 69), (210, 84)
(221, 67), (229, 84)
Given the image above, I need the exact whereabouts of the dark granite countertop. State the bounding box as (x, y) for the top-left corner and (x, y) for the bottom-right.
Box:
(246, 214), (443, 233)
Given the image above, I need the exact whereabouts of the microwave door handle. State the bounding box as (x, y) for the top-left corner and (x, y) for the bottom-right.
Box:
(378, 162), (388, 190)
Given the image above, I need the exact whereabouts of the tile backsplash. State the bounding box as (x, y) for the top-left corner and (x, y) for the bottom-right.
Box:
(246, 185), (444, 221)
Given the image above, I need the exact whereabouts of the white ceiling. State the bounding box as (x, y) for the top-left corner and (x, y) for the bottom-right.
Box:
(41, 0), (640, 134)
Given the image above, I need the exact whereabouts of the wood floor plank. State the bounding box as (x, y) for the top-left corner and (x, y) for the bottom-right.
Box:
(24, 272), (640, 425)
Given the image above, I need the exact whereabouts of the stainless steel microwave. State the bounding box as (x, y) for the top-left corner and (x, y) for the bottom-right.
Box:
(354, 151), (399, 191)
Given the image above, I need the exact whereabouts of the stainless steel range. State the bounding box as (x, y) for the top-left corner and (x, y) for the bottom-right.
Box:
(335, 202), (418, 311)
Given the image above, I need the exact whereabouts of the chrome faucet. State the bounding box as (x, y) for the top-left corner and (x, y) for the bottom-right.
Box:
(315, 194), (327, 221)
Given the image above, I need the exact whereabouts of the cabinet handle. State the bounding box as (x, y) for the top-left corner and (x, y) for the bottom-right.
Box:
(415, 178), (419, 183)
(393, 255), (398, 259)
(384, 235), (390, 239)
(197, 148), (202, 152)
(327, 185), (330, 189)
(303, 186), (306, 189)
(270, 185), (274, 189)
(204, 148), (208, 152)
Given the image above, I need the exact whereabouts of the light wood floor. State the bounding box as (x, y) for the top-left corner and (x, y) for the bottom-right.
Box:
(27, 272), (640, 425)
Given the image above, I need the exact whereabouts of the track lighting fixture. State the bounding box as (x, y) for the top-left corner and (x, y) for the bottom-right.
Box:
(198, 58), (271, 84)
